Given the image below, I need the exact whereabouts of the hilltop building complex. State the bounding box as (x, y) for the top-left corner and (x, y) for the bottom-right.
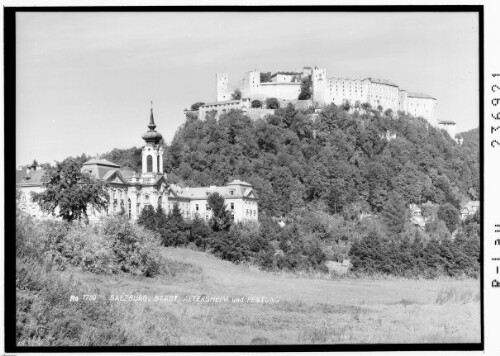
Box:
(197, 66), (455, 137)
(16, 109), (258, 223)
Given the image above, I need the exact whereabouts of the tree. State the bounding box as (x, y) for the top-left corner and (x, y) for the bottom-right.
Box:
(162, 203), (188, 246)
(298, 75), (312, 100)
(342, 100), (351, 111)
(231, 89), (242, 100)
(260, 72), (272, 83)
(137, 205), (157, 231)
(31, 159), (109, 223)
(384, 108), (393, 117)
(207, 192), (232, 232)
(189, 215), (213, 249)
(265, 97), (280, 109)
(381, 193), (408, 235)
(190, 102), (205, 111)
(361, 102), (372, 112)
(377, 105), (383, 112)
(251, 100), (262, 108)
(437, 203), (460, 233)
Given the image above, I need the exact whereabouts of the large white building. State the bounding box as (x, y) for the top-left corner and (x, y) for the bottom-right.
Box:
(16, 108), (258, 223)
(213, 67), (447, 130)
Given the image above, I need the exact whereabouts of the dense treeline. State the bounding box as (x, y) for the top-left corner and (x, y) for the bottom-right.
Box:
(165, 104), (479, 215)
(34, 104), (480, 278)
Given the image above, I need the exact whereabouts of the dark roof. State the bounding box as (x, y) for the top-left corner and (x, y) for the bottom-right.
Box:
(83, 159), (120, 168)
(16, 169), (45, 186)
(367, 77), (399, 87)
(120, 168), (136, 179)
(271, 71), (302, 77)
(406, 91), (436, 100)
(438, 120), (456, 125)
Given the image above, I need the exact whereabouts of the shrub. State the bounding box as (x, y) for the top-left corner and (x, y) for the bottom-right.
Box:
(190, 102), (205, 111)
(189, 215), (213, 249)
(251, 100), (262, 108)
(209, 230), (249, 263)
(265, 97), (280, 109)
(231, 89), (242, 100)
(100, 215), (165, 277)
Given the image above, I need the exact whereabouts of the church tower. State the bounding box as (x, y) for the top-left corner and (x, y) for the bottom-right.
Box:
(141, 104), (164, 178)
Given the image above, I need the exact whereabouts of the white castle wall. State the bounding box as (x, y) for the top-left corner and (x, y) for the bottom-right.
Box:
(329, 78), (370, 107)
(406, 96), (438, 126)
(215, 68), (438, 126)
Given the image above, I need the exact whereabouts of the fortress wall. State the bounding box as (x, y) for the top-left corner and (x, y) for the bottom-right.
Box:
(329, 78), (370, 107)
(243, 108), (276, 120)
(279, 99), (315, 110)
(368, 82), (400, 111)
(407, 97), (437, 125)
(259, 82), (301, 101)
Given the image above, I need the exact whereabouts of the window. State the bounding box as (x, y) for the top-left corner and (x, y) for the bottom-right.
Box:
(231, 203), (234, 210)
(147, 155), (153, 172)
(206, 204), (210, 211)
(230, 189), (234, 196)
(196, 204), (199, 211)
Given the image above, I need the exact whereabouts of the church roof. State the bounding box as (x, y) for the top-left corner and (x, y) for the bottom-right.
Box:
(82, 159), (120, 168)
(120, 167), (136, 179)
(142, 107), (163, 144)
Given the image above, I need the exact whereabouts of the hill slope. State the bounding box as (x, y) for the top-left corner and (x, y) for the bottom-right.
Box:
(164, 105), (479, 216)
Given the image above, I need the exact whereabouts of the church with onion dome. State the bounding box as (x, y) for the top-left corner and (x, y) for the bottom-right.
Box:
(16, 107), (258, 223)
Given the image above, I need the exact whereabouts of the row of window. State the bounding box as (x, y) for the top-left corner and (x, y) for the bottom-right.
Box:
(246, 209), (257, 217)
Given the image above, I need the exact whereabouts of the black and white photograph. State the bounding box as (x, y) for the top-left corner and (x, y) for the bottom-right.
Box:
(5, 4), (488, 352)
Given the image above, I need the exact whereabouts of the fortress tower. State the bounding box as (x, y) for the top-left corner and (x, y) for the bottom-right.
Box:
(141, 106), (164, 178)
(216, 73), (231, 101)
(246, 70), (261, 97)
(312, 67), (328, 104)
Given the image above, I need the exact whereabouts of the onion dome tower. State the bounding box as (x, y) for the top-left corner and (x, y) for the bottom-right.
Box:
(141, 102), (164, 177)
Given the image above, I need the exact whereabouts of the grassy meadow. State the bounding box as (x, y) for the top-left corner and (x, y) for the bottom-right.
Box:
(56, 247), (480, 345)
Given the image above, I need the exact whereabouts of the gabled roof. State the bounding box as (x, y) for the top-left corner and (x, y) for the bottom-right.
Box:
(367, 77), (399, 87)
(82, 159), (120, 168)
(101, 169), (129, 185)
(406, 91), (436, 100)
(120, 167), (136, 179)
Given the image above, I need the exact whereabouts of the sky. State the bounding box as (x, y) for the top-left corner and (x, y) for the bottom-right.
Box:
(16, 11), (479, 166)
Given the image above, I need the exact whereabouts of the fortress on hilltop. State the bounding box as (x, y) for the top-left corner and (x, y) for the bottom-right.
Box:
(193, 66), (455, 138)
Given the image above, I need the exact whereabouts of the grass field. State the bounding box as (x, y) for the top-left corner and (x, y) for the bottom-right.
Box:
(60, 247), (480, 345)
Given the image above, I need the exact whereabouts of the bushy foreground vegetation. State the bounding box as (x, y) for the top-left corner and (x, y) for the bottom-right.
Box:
(15, 208), (174, 346)
(136, 192), (480, 278)
(18, 212), (165, 277)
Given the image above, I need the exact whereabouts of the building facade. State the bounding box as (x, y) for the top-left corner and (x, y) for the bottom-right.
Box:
(215, 67), (440, 126)
(16, 109), (259, 223)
